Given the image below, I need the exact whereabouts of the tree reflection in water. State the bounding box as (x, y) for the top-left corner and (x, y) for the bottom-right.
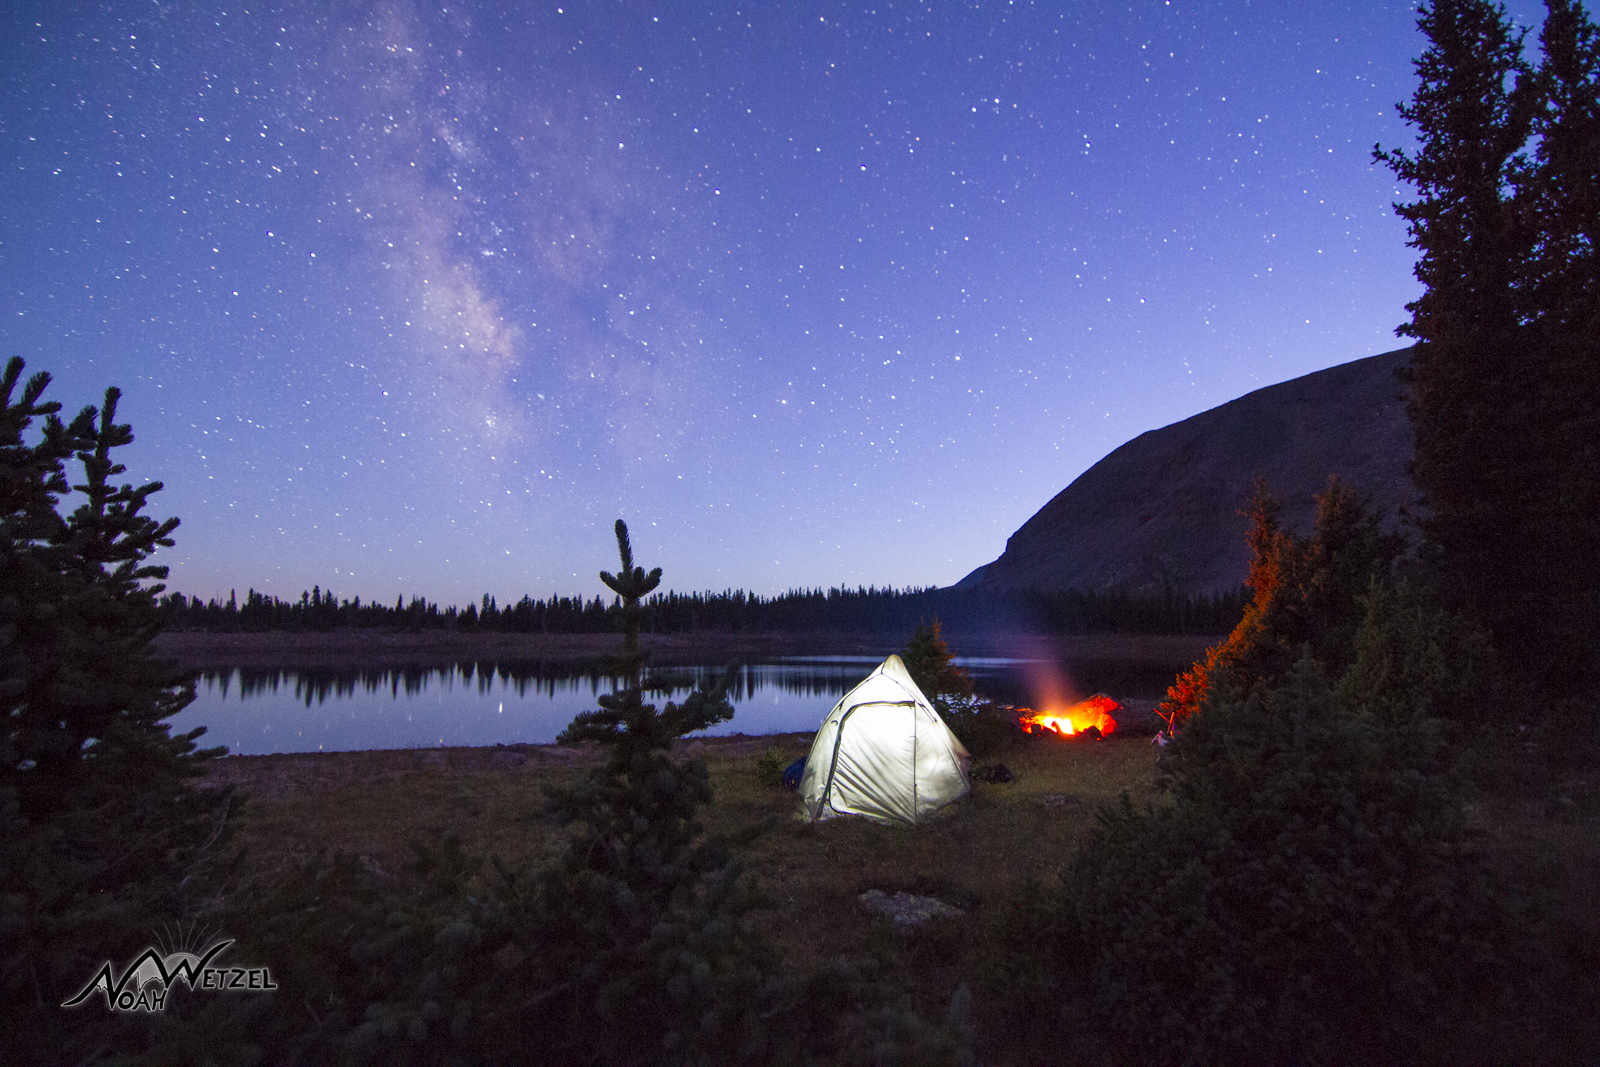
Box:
(179, 657), (1184, 754)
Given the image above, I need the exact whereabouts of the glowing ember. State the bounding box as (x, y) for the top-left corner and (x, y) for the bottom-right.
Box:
(1017, 693), (1120, 738)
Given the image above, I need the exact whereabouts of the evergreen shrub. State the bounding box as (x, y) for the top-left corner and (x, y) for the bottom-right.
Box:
(1157, 476), (1407, 733)
(755, 746), (787, 789)
(901, 617), (1016, 758)
(937, 697), (1014, 761)
(1067, 653), (1525, 1065)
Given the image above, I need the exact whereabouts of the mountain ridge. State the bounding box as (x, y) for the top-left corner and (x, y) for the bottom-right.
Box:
(958, 347), (1419, 596)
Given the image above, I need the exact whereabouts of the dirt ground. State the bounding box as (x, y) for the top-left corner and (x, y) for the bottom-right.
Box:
(198, 729), (1165, 993)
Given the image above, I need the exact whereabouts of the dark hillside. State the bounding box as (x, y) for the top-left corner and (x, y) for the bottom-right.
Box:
(961, 347), (1417, 595)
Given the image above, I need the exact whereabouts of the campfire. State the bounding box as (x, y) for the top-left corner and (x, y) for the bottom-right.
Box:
(1016, 693), (1120, 738)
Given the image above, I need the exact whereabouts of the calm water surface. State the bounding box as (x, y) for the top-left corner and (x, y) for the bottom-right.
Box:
(172, 656), (1184, 755)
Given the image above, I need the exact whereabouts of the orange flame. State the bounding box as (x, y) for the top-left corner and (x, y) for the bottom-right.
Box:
(1017, 693), (1120, 738)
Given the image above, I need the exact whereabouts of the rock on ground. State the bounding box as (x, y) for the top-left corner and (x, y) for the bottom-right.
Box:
(858, 890), (964, 932)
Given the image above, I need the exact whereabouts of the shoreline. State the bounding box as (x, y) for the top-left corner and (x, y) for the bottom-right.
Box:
(155, 629), (1221, 670)
(197, 732), (808, 797)
(196, 719), (1165, 797)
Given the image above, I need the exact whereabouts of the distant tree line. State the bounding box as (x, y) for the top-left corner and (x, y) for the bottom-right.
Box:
(159, 582), (1250, 636)
(158, 586), (615, 635)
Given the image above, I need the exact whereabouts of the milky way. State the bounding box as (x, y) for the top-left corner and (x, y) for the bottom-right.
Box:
(0, 1), (1553, 605)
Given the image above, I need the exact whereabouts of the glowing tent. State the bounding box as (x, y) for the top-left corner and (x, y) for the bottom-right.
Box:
(798, 654), (972, 825)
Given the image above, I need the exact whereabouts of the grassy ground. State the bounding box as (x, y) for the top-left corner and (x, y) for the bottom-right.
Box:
(700, 733), (1162, 971)
(207, 730), (1162, 917)
(204, 732), (1160, 1031)
(203, 719), (1599, 1062)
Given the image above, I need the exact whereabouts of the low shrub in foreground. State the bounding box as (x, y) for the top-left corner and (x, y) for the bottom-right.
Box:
(1000, 653), (1530, 1066)
(180, 833), (975, 1066)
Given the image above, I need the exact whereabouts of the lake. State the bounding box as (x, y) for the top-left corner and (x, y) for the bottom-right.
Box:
(171, 655), (1186, 754)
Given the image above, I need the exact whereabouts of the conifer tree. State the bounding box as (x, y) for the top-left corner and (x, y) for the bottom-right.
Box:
(0, 358), (237, 1063)
(536, 520), (771, 1061)
(594, 519), (659, 676)
(1157, 477), (1405, 730)
(902, 616), (974, 713)
(1522, 0), (1599, 335)
(1376, 0), (1600, 693)
(1523, 0), (1600, 692)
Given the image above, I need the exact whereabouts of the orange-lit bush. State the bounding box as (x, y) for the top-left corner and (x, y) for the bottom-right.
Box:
(1155, 476), (1405, 733)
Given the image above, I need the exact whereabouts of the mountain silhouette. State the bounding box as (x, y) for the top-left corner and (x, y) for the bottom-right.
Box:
(957, 347), (1417, 596)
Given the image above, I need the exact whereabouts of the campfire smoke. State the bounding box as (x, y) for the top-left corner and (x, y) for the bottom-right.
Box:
(1012, 641), (1119, 738)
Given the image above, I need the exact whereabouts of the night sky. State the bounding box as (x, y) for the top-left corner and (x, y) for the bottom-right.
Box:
(0, 2), (1552, 607)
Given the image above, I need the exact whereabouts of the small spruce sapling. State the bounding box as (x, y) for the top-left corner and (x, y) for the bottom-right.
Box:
(904, 617), (1012, 758)
(901, 616), (974, 715)
(543, 519), (771, 1062)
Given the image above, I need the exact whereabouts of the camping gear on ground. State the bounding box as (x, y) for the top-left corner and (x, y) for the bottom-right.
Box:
(798, 654), (971, 825)
(972, 762), (1014, 784)
(780, 758), (807, 790)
